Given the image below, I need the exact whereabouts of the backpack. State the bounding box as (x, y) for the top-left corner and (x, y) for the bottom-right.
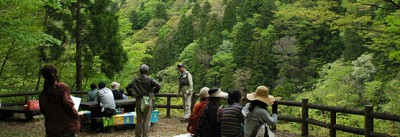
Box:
(187, 102), (207, 134)
(249, 113), (275, 137)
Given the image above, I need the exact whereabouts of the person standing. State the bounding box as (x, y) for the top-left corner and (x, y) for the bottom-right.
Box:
(126, 64), (161, 137)
(87, 83), (98, 101)
(177, 63), (193, 121)
(97, 82), (116, 117)
(39, 65), (80, 137)
(221, 90), (244, 137)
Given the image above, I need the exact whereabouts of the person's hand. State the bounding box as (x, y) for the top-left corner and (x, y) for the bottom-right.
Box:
(272, 101), (278, 114)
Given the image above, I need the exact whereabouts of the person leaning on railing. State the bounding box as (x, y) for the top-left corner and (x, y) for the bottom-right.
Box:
(242, 86), (278, 137)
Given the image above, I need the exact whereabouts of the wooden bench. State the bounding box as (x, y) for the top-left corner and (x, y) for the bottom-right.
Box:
(0, 106), (41, 121)
(89, 110), (159, 130)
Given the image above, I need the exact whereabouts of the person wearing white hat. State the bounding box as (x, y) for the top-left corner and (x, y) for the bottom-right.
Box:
(197, 88), (228, 137)
(242, 86), (278, 137)
(187, 87), (209, 134)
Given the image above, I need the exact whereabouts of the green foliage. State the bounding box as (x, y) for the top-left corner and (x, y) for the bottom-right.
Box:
(222, 1), (236, 31)
(86, 0), (128, 79)
(171, 14), (194, 60)
(154, 2), (168, 20)
(208, 40), (236, 90)
(233, 22), (253, 68)
(2, 0), (400, 135)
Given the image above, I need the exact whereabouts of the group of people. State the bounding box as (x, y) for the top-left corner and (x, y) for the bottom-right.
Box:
(87, 81), (128, 117)
(87, 81), (128, 102)
(37, 63), (278, 137)
(186, 86), (278, 137)
(38, 64), (160, 137)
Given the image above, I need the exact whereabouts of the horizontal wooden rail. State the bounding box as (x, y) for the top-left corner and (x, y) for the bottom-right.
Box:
(280, 99), (399, 137)
(307, 104), (364, 115)
(1, 93), (399, 136)
(275, 100), (302, 106)
(371, 111), (400, 122)
(278, 115), (302, 122)
(155, 104), (183, 109)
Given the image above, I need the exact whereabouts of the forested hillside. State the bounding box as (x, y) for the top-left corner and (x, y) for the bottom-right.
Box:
(1, 0), (399, 135)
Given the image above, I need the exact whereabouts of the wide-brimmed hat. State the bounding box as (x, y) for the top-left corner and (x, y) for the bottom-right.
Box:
(208, 88), (228, 98)
(199, 87), (210, 99)
(246, 86), (275, 106)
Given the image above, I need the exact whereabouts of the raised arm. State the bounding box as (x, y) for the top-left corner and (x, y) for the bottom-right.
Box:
(254, 107), (277, 127)
(151, 79), (161, 93)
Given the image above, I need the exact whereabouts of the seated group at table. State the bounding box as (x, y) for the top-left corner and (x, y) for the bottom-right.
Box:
(86, 81), (129, 117)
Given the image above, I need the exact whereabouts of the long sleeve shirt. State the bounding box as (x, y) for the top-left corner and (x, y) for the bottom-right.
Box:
(242, 103), (277, 137)
(97, 87), (116, 112)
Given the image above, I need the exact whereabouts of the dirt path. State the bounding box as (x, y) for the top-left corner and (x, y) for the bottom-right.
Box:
(0, 114), (298, 137)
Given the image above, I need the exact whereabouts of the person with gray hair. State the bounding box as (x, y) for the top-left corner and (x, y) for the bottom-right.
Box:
(126, 64), (161, 137)
(111, 82), (124, 100)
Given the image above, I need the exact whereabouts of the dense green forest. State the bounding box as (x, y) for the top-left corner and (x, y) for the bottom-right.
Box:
(1, 0), (399, 135)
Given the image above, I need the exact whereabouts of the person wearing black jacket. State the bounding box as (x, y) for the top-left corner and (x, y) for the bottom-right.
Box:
(126, 64), (161, 137)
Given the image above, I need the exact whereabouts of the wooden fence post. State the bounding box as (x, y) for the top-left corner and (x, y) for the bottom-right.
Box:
(25, 95), (29, 104)
(166, 96), (171, 117)
(301, 98), (309, 136)
(365, 105), (373, 137)
(330, 111), (336, 137)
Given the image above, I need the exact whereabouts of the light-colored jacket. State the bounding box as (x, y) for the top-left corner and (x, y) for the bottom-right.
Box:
(242, 103), (277, 137)
(97, 87), (116, 112)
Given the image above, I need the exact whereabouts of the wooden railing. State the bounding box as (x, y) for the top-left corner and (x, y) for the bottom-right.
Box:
(1, 93), (399, 136)
(276, 99), (400, 137)
(0, 92), (196, 118)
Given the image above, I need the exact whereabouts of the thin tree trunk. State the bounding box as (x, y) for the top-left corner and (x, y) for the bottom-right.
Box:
(76, 0), (83, 91)
(35, 60), (42, 92)
(0, 41), (16, 78)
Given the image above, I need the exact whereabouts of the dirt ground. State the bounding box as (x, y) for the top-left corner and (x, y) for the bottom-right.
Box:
(0, 114), (298, 137)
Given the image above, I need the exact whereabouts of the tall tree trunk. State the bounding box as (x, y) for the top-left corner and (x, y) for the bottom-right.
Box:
(0, 41), (15, 78)
(35, 59), (42, 92)
(76, 0), (83, 91)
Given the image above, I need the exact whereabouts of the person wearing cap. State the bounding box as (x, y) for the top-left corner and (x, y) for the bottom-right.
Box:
(187, 87), (209, 134)
(126, 64), (161, 137)
(111, 82), (124, 100)
(197, 88), (228, 137)
(221, 90), (244, 137)
(242, 86), (278, 137)
(177, 63), (193, 121)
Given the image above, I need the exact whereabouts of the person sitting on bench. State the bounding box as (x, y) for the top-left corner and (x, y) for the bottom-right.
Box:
(97, 82), (116, 117)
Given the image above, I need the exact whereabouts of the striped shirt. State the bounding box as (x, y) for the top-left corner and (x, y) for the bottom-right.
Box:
(221, 103), (244, 137)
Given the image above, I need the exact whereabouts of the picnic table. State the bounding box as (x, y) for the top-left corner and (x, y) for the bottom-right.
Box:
(80, 99), (136, 118)
(0, 106), (41, 121)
